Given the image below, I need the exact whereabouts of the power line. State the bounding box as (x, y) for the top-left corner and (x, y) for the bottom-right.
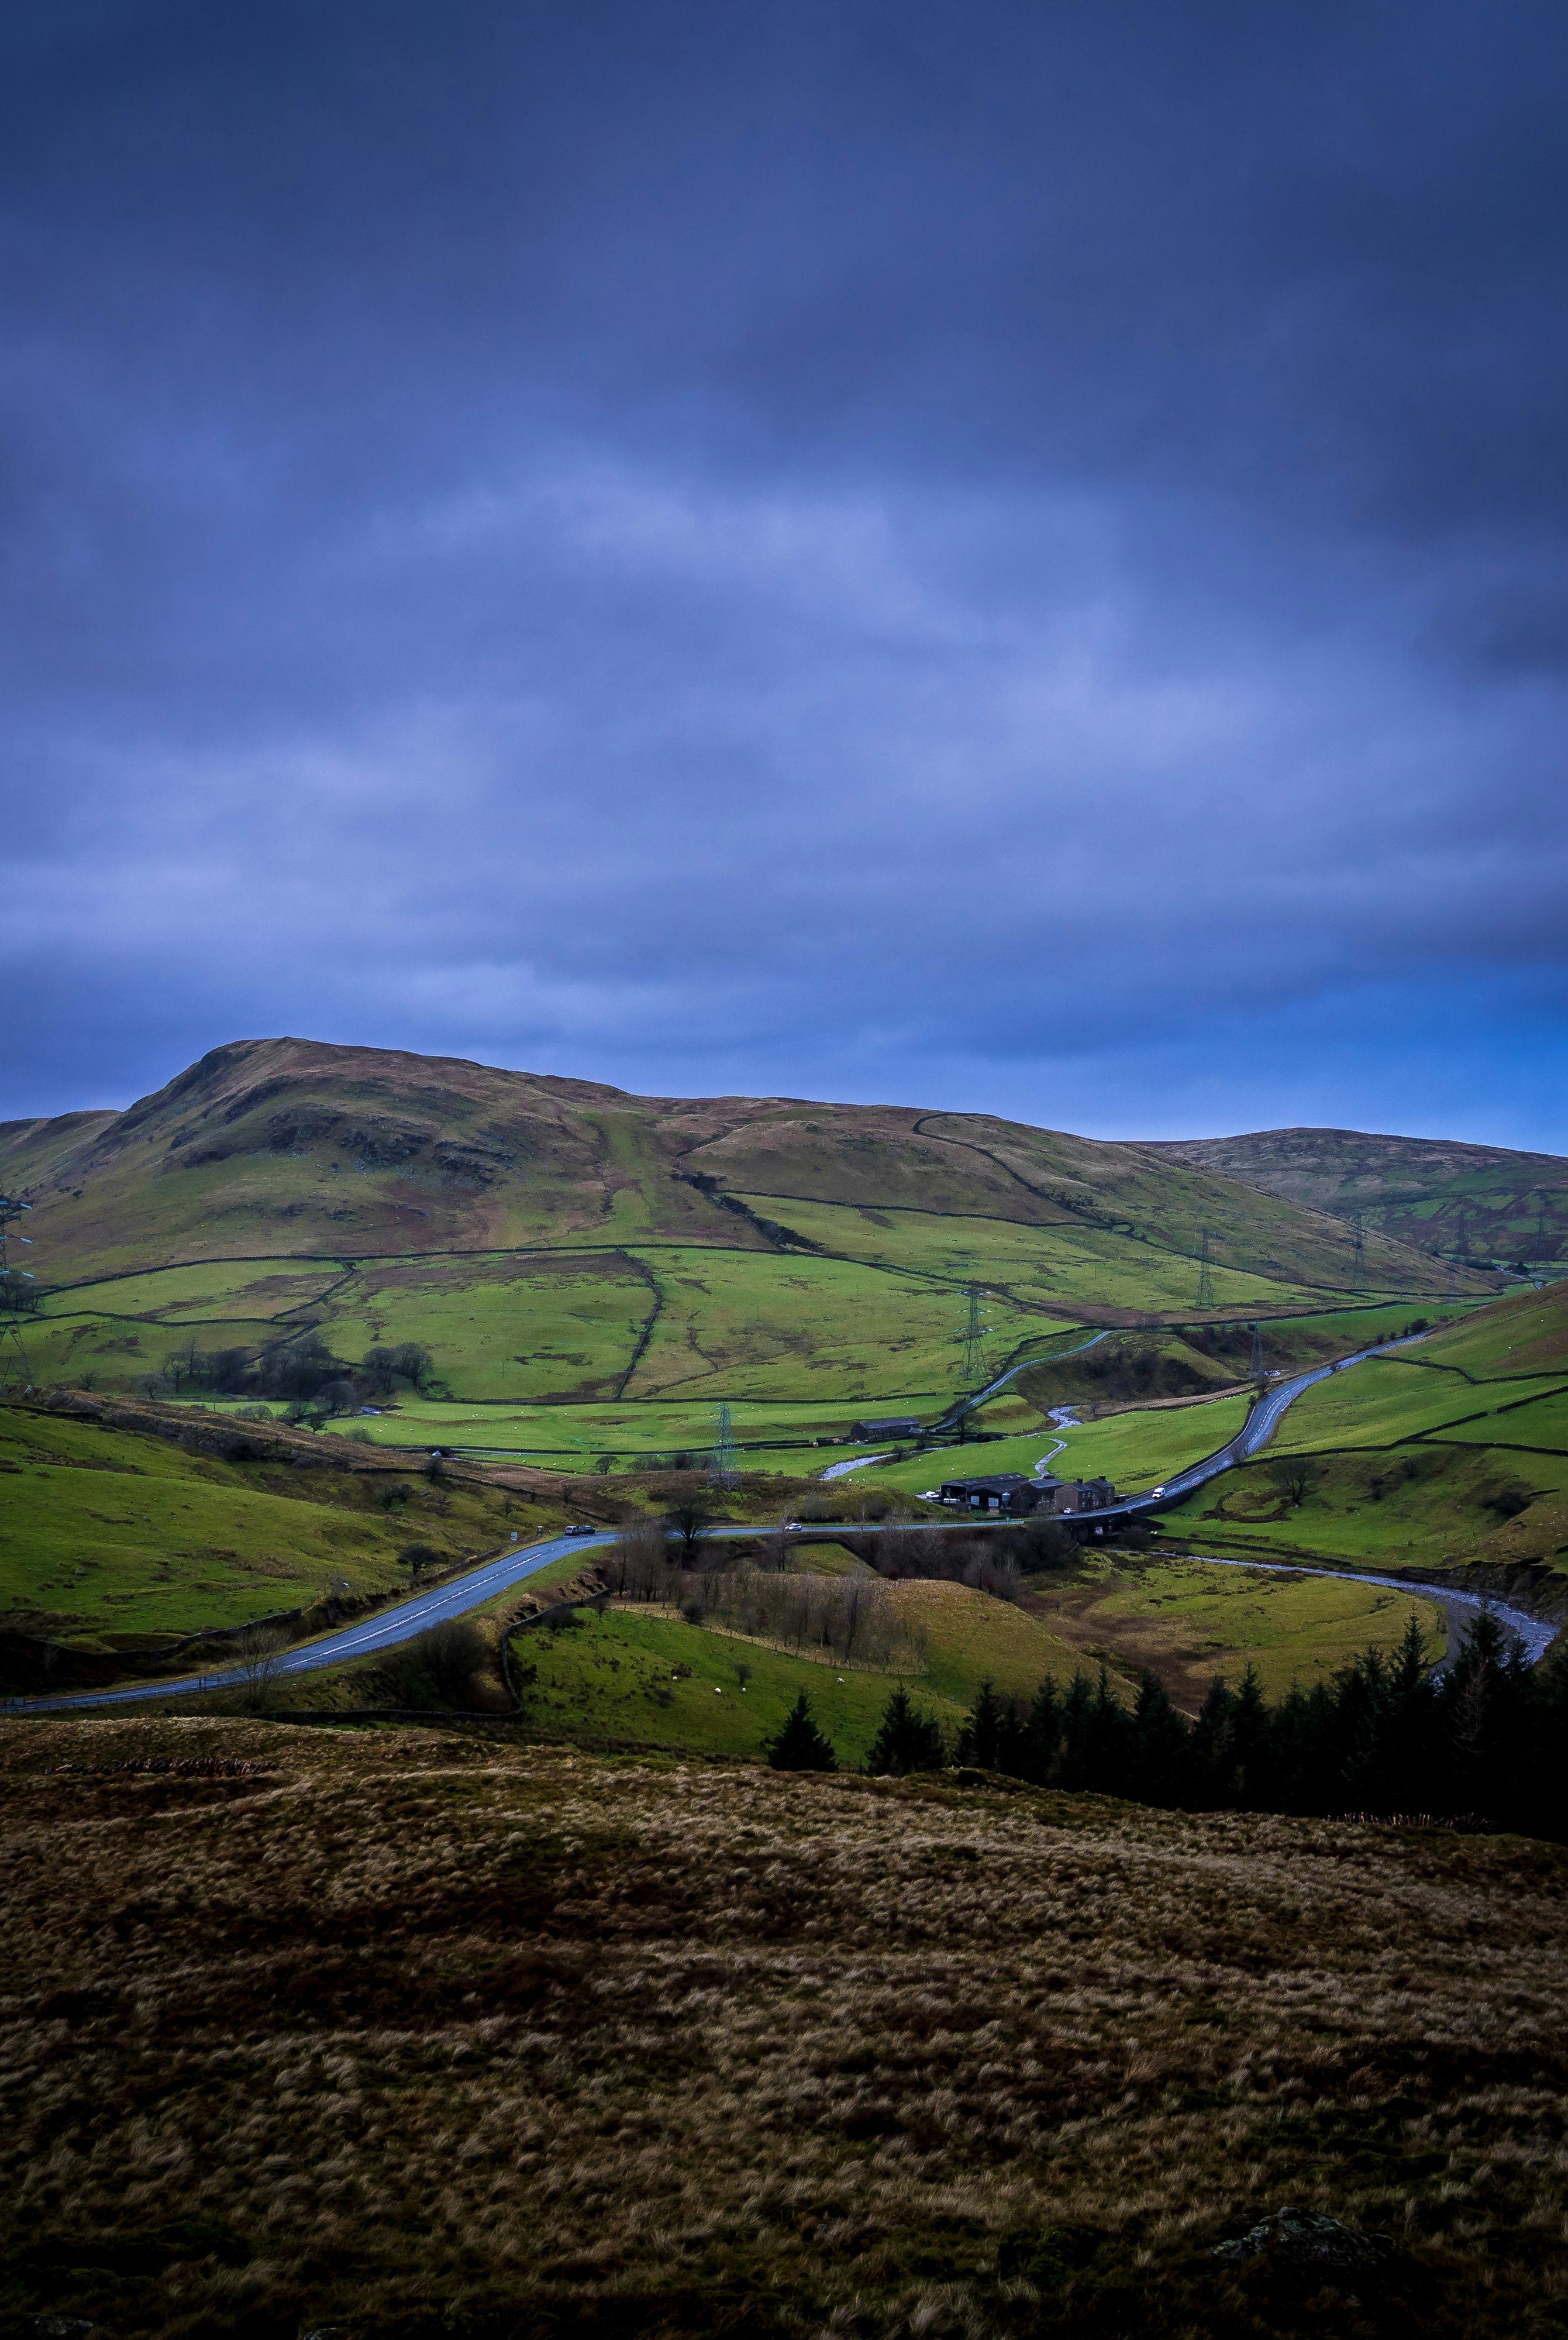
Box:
(1249, 1320), (1266, 1386)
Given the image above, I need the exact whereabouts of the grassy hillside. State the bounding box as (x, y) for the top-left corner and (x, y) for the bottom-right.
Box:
(1148, 1125), (1568, 1270)
(1156, 1282), (1568, 1577)
(4, 1035), (1484, 1297)
(506, 1561), (1447, 1739)
(0, 1398), (553, 1650)
(506, 1579), (1091, 1763)
(1018, 1552), (1446, 1704)
(0, 1040), (1493, 1501)
(864, 1392), (1255, 1500)
(2, 1714), (1564, 2339)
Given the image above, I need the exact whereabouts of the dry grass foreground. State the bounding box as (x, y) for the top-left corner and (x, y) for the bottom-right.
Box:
(2, 1724), (1567, 2340)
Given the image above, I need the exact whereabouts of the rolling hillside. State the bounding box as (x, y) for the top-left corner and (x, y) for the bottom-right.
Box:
(1, 1042), (1486, 1432)
(1150, 1278), (1568, 1580)
(1146, 1125), (1568, 1269)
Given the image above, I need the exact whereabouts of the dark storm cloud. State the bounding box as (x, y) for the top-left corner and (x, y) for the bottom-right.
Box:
(1, 0), (1566, 1140)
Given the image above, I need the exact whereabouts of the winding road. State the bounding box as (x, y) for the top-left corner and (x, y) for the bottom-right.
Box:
(13, 1534), (608, 1715)
(12, 1329), (1556, 1712)
(932, 1328), (1111, 1429)
(1091, 1332), (1432, 1518)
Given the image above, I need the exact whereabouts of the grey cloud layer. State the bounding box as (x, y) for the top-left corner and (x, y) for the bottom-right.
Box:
(2, 0), (1566, 1138)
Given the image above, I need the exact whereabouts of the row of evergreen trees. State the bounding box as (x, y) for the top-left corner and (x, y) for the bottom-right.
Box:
(767, 1614), (1568, 1837)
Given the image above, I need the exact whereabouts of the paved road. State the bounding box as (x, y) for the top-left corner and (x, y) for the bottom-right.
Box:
(933, 1329), (1110, 1429)
(1088, 1334), (1434, 1518)
(11, 1533), (616, 1715)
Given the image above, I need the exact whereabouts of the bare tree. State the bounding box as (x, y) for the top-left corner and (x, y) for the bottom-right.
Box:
(604, 1518), (674, 1602)
(665, 1497), (709, 1559)
(233, 1623), (290, 1713)
(1271, 1459), (1322, 1509)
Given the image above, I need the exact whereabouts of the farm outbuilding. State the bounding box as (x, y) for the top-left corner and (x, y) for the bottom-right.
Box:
(936, 1471), (1119, 1517)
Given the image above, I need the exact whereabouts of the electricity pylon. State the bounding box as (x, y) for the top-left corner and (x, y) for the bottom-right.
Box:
(1349, 1210), (1366, 1289)
(1196, 1230), (1215, 1308)
(959, 1285), (990, 1387)
(1249, 1321), (1266, 1388)
(707, 1400), (738, 1491)
(0, 1193), (35, 1390)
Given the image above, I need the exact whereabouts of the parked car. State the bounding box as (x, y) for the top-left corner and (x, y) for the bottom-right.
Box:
(564, 1522), (598, 1535)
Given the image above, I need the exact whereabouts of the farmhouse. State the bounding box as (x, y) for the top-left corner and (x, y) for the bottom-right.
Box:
(936, 1471), (1119, 1517)
(850, 1416), (922, 1440)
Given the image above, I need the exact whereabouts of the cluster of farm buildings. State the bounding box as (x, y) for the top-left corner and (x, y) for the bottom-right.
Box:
(933, 1470), (1119, 1518)
(845, 1417), (1124, 1523)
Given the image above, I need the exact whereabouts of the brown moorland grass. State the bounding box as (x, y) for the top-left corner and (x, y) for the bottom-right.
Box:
(1, 1718), (1566, 2340)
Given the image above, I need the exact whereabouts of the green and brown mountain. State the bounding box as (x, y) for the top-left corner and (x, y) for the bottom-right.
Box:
(1145, 1127), (1568, 1270)
(0, 1038), (1493, 1410)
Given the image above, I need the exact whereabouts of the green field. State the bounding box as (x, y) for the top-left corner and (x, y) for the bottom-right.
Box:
(859, 1392), (1255, 1500)
(1022, 1553), (1449, 1704)
(319, 1392), (947, 1465)
(1270, 1286), (1568, 1457)
(512, 1577), (1095, 1761)
(1146, 1284), (1568, 1573)
(1412, 1279), (1568, 1378)
(1173, 1440), (1568, 1570)
(27, 1241), (1084, 1411)
(726, 1195), (1380, 1313)
(321, 1252), (656, 1400)
(45, 1257), (347, 1322)
(1271, 1359), (1568, 1457)
(0, 1402), (543, 1643)
(1429, 1384), (1568, 1450)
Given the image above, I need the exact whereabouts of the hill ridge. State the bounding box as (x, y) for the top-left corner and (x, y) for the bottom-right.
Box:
(1146, 1125), (1567, 1267)
(1, 1035), (1477, 1296)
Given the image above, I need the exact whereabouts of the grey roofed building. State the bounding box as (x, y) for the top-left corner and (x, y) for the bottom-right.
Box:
(937, 1471), (1118, 1517)
(850, 1416), (922, 1439)
(937, 1471), (1047, 1512)
(1051, 1476), (1118, 1514)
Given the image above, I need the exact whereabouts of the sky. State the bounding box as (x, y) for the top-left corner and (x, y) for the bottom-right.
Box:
(2, 1), (1567, 1148)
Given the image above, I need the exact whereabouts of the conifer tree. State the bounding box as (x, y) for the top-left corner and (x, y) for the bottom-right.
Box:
(1084, 1666), (1135, 1797)
(1056, 1669), (1100, 1790)
(1019, 1677), (1063, 1785)
(1229, 1664), (1271, 1805)
(1187, 1675), (1237, 1808)
(954, 1678), (1024, 1771)
(1130, 1671), (1188, 1806)
(766, 1691), (838, 1772)
(866, 1685), (945, 1775)
(1441, 1609), (1527, 1819)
